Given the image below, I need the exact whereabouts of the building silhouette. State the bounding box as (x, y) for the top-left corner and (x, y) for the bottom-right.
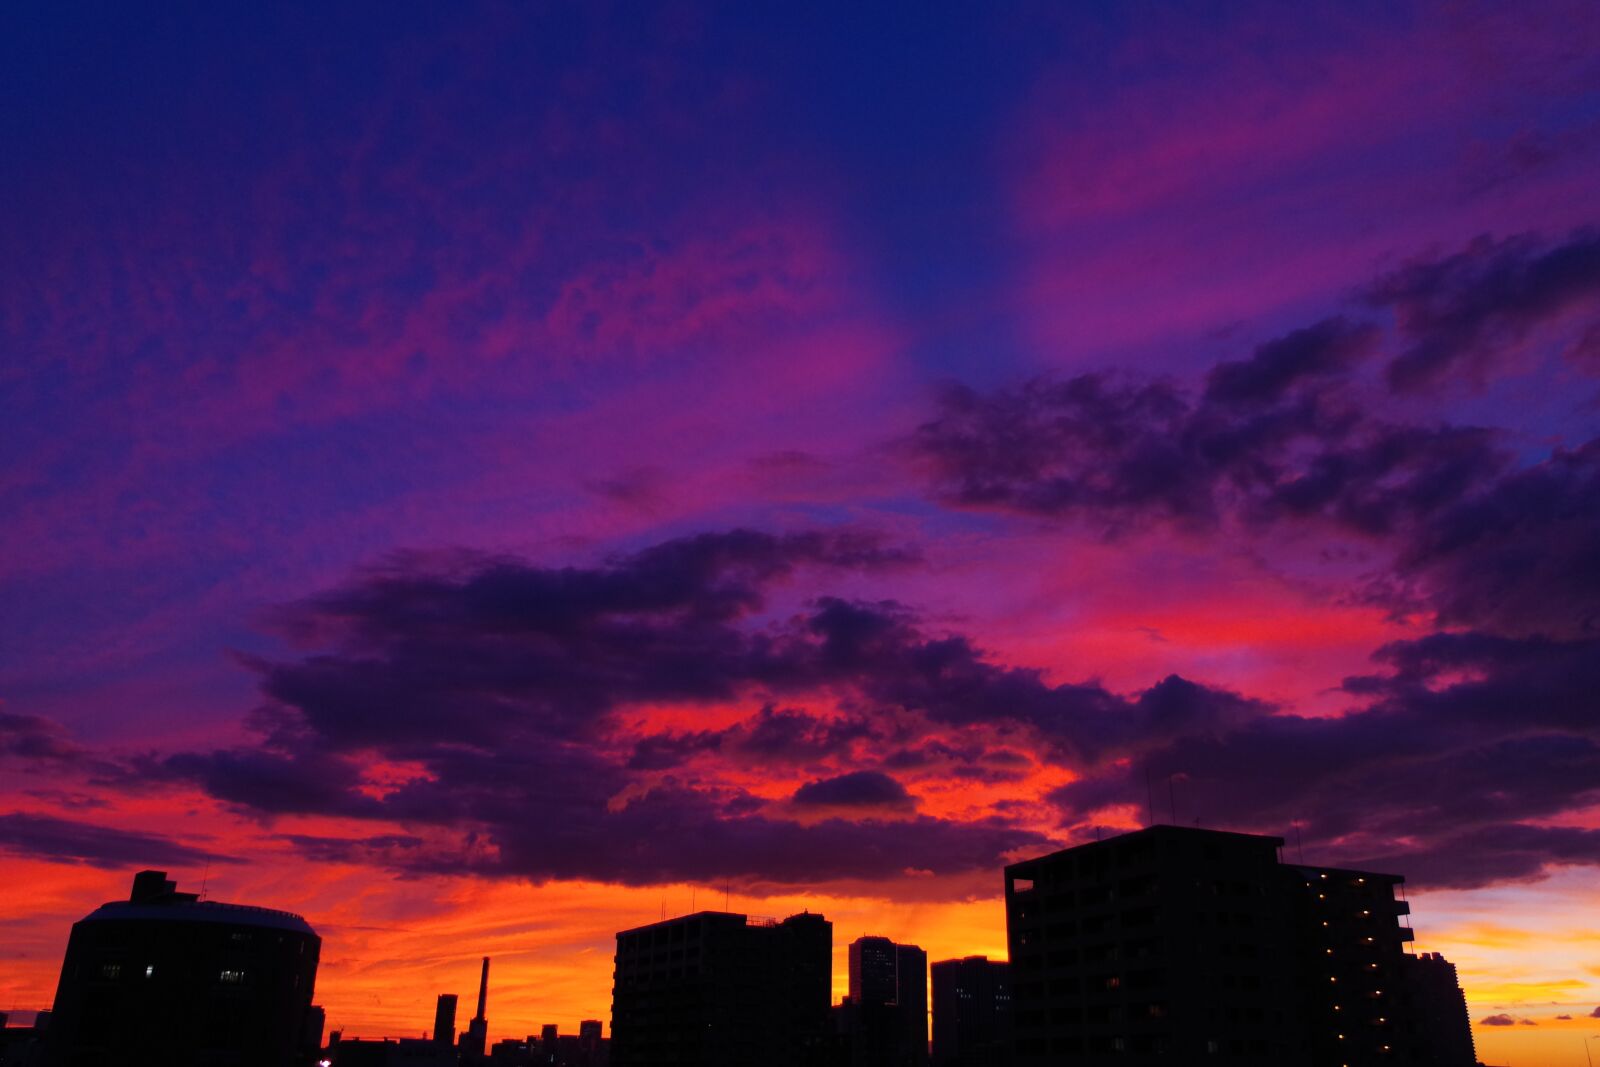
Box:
(576, 1020), (603, 1063)
(930, 956), (1010, 1067)
(1403, 953), (1477, 1067)
(462, 958), (491, 1062)
(609, 910), (831, 1066)
(1004, 826), (1476, 1066)
(0, 1011), (49, 1067)
(1285, 863), (1419, 1065)
(839, 937), (927, 1067)
(329, 1038), (454, 1066)
(304, 1004), (327, 1061)
(849, 937), (899, 1006)
(434, 994), (458, 1051)
(43, 870), (320, 1067)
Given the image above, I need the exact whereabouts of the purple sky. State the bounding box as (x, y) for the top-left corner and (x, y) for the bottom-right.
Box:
(3, 1), (1599, 1056)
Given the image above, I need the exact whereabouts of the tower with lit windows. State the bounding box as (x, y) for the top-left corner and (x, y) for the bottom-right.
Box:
(1004, 826), (1465, 1066)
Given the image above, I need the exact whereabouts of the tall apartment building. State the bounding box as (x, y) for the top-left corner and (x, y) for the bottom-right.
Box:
(1003, 825), (1464, 1066)
(930, 956), (1011, 1067)
(610, 910), (831, 1067)
(1404, 953), (1477, 1067)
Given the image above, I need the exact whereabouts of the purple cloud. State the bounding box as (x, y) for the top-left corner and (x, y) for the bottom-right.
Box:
(0, 812), (241, 870)
(792, 771), (916, 811)
(1368, 229), (1600, 391)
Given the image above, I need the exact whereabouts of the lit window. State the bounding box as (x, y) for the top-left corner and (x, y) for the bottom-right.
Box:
(100, 963), (121, 979)
(144, 965), (154, 978)
(219, 969), (246, 984)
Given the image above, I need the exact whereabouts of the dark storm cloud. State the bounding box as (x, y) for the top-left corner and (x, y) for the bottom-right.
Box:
(0, 811), (241, 869)
(260, 529), (918, 749)
(1367, 229), (1600, 391)
(796, 599), (1266, 764)
(1051, 632), (1600, 888)
(913, 299), (1600, 640)
(792, 770), (915, 810)
(153, 530), (1057, 888)
(157, 747), (383, 818)
(1, 711), (86, 763)
(914, 317), (1505, 541)
(626, 704), (880, 771)
(1203, 316), (1380, 406)
(1395, 438), (1600, 638)
(138, 520), (1600, 891)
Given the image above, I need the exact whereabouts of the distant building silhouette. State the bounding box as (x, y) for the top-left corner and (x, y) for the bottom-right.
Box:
(577, 1020), (603, 1063)
(304, 1004), (327, 1062)
(329, 1037), (454, 1066)
(1404, 953), (1477, 1067)
(0, 1011), (49, 1067)
(434, 994), (458, 1051)
(43, 870), (320, 1067)
(849, 937), (899, 1005)
(462, 958), (490, 1062)
(930, 956), (1010, 1067)
(610, 910), (831, 1066)
(1005, 825), (1470, 1065)
(840, 936), (927, 1066)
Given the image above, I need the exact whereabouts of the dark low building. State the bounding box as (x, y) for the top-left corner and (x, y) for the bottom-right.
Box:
(44, 870), (320, 1067)
(610, 910), (831, 1067)
(930, 956), (1010, 1067)
(329, 1038), (455, 1067)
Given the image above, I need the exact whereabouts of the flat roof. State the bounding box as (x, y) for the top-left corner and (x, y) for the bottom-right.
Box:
(1006, 824), (1287, 872)
(80, 899), (317, 937)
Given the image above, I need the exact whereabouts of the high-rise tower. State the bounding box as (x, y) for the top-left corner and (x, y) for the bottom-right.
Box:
(433, 994), (458, 1050)
(462, 957), (489, 1061)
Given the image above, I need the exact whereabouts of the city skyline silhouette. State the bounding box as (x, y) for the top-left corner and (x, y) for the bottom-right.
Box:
(4, 3), (1599, 1065)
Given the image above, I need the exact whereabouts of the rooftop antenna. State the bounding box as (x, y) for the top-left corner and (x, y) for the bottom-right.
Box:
(1167, 775), (1177, 824)
(1144, 769), (1155, 827)
(724, 879), (731, 912)
(691, 888), (696, 913)
(1294, 822), (1305, 864)
(200, 861), (210, 901)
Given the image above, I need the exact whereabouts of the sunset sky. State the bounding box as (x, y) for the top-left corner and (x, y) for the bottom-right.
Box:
(4, 2), (1600, 1063)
